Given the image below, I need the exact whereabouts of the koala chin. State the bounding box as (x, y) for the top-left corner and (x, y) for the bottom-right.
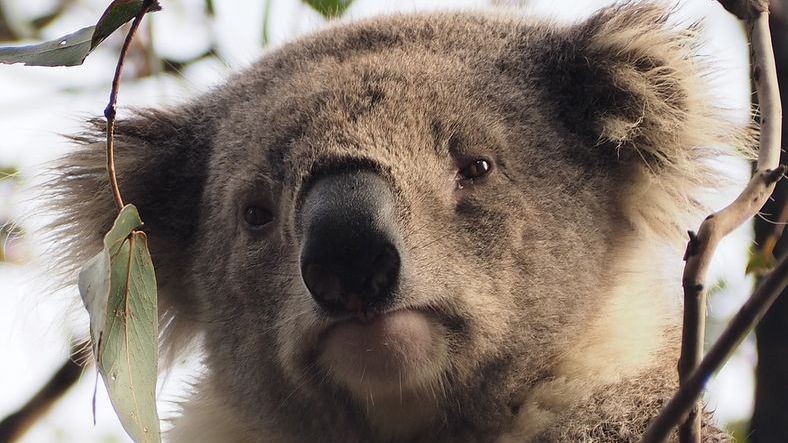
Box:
(51, 3), (751, 442)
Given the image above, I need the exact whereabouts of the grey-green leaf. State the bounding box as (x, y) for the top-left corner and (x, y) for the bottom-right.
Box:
(303, 0), (354, 18)
(78, 204), (161, 442)
(78, 247), (111, 357)
(91, 0), (162, 50)
(0, 0), (160, 67)
(0, 26), (95, 67)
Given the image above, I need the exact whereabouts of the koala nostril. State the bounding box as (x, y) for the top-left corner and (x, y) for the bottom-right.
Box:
(365, 244), (400, 296)
(301, 264), (343, 304)
(300, 240), (401, 314)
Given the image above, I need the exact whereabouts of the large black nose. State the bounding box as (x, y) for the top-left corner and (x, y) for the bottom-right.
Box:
(299, 170), (401, 315)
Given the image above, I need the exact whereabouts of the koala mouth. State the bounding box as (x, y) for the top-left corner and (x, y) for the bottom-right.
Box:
(317, 307), (448, 396)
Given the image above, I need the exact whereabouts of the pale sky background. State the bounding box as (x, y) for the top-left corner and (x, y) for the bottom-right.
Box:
(0, 0), (756, 441)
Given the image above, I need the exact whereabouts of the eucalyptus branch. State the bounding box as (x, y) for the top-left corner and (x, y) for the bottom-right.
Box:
(642, 254), (788, 443)
(104, 0), (156, 212)
(643, 1), (786, 441)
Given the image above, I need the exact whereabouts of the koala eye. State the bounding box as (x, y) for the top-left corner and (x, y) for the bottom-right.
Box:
(458, 158), (492, 182)
(243, 205), (273, 229)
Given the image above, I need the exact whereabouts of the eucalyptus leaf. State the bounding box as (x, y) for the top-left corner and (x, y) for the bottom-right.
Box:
(92, 0), (162, 50)
(78, 204), (160, 443)
(0, 0), (159, 67)
(747, 249), (776, 277)
(304, 0), (354, 18)
(78, 245), (111, 357)
(0, 26), (94, 67)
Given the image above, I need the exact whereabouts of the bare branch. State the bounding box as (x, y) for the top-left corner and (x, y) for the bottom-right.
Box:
(104, 0), (157, 211)
(645, 1), (785, 440)
(675, 167), (785, 442)
(642, 253), (788, 443)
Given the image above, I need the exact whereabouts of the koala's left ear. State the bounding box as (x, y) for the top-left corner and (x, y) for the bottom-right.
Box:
(532, 3), (752, 171)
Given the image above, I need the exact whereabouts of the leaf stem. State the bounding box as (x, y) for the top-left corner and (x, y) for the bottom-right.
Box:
(104, 0), (156, 212)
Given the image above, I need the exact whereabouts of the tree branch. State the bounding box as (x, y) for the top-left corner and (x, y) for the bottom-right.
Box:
(645, 1), (785, 441)
(642, 253), (788, 443)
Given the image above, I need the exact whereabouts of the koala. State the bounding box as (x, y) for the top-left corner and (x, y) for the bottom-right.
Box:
(49, 3), (751, 442)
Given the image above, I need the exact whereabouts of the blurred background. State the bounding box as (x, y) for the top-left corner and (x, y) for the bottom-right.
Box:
(0, 0), (784, 441)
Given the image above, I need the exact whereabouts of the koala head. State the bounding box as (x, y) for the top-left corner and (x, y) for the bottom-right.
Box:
(52, 4), (750, 442)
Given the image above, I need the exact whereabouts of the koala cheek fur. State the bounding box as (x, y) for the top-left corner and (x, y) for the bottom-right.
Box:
(48, 3), (752, 442)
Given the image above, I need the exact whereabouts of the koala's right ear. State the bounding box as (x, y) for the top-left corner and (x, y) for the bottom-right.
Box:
(502, 4), (753, 238)
(48, 106), (213, 342)
(533, 4), (751, 164)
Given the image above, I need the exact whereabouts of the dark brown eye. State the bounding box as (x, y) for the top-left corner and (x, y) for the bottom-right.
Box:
(458, 159), (492, 181)
(243, 205), (273, 228)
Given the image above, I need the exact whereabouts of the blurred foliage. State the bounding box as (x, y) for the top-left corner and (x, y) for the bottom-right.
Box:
(0, 165), (22, 264)
(726, 418), (750, 443)
(0, 0), (160, 67)
(746, 247), (775, 277)
(0, 0), (77, 42)
(747, 203), (786, 278)
(304, 0), (354, 18)
(708, 278), (728, 297)
(704, 278), (736, 354)
(0, 0), (354, 72)
(0, 2), (15, 41)
(0, 165), (19, 182)
(0, 222), (24, 263)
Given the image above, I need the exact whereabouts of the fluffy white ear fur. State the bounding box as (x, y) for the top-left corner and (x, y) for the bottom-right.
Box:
(551, 3), (754, 241)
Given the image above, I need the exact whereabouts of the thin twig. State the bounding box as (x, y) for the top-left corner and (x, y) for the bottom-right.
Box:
(104, 0), (156, 212)
(645, 0), (785, 441)
(642, 254), (788, 443)
(677, 228), (705, 443)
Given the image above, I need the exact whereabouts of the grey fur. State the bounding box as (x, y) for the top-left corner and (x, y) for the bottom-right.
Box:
(48, 4), (750, 442)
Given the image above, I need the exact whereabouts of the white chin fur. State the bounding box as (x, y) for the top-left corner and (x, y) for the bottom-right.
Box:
(318, 309), (448, 397)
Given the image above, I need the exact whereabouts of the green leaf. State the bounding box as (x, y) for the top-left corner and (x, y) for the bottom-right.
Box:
(91, 0), (161, 50)
(78, 205), (160, 443)
(79, 241), (111, 356)
(0, 26), (95, 67)
(303, 0), (354, 18)
(0, 166), (19, 181)
(0, 0), (160, 67)
(746, 248), (776, 277)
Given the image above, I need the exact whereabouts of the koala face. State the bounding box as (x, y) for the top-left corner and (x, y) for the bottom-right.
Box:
(53, 4), (748, 442)
(194, 33), (617, 437)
